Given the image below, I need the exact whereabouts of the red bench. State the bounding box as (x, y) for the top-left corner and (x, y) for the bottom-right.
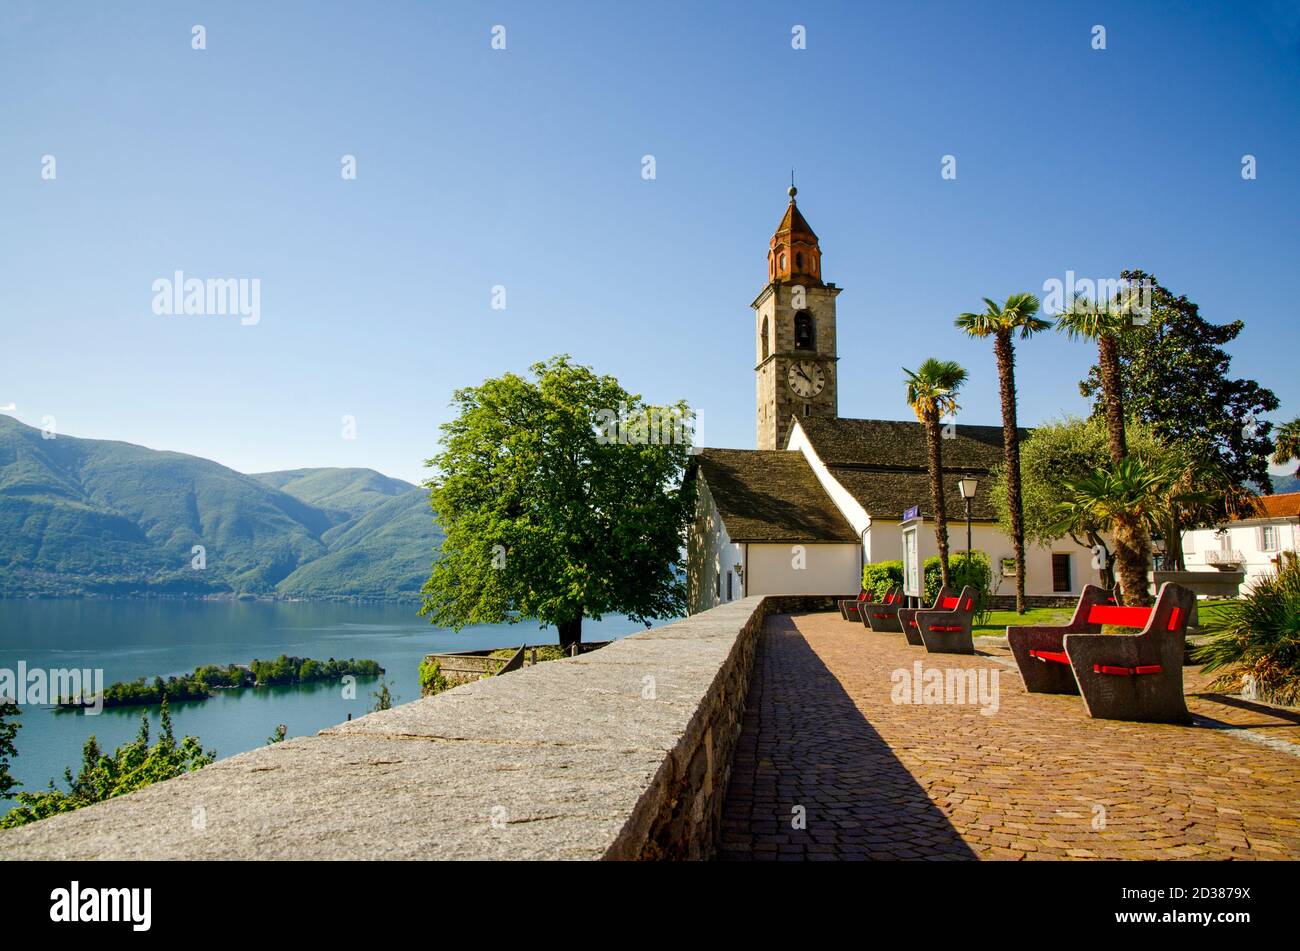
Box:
(898, 586), (956, 646)
(838, 588), (876, 623)
(1006, 582), (1194, 723)
(861, 588), (906, 633)
(912, 586), (978, 654)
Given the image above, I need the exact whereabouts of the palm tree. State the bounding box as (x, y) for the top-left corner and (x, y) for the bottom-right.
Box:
(1055, 289), (1142, 464)
(955, 293), (1051, 613)
(1050, 457), (1178, 606)
(904, 359), (969, 588)
(1274, 417), (1300, 477)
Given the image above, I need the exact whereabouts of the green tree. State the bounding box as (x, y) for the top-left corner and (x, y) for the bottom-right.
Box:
(955, 294), (1052, 613)
(0, 699), (19, 801)
(903, 358), (968, 588)
(1080, 270), (1279, 494)
(2, 696), (214, 828)
(421, 355), (695, 648)
(1274, 417), (1300, 478)
(1049, 457), (1182, 606)
(267, 724), (287, 745)
(369, 678), (395, 713)
(1055, 287), (1146, 464)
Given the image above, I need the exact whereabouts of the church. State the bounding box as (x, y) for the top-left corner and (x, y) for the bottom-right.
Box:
(685, 187), (1107, 613)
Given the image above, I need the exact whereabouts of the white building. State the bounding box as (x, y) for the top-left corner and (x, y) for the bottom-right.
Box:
(685, 188), (1108, 613)
(1181, 492), (1300, 591)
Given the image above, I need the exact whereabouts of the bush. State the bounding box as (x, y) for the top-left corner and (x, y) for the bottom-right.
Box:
(862, 560), (904, 601)
(923, 550), (993, 623)
(418, 658), (448, 697)
(1194, 558), (1300, 705)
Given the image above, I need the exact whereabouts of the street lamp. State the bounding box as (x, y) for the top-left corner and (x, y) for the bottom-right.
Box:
(957, 476), (978, 566)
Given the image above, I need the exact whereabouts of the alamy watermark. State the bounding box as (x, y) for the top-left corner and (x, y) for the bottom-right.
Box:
(594, 403), (699, 451)
(1, 662), (105, 714)
(890, 661), (1000, 716)
(1041, 271), (1154, 324)
(152, 271), (260, 326)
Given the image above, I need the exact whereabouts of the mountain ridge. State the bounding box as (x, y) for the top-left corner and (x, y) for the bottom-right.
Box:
(0, 415), (440, 600)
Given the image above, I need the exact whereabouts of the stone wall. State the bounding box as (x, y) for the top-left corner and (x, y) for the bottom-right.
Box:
(0, 597), (781, 861)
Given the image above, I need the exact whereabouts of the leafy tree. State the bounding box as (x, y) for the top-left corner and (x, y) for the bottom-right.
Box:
(2, 696), (214, 828)
(903, 359), (968, 587)
(0, 699), (19, 801)
(1080, 270), (1279, 494)
(370, 678), (395, 713)
(1049, 457), (1182, 606)
(955, 294), (1052, 613)
(421, 355), (695, 647)
(1274, 417), (1300, 478)
(1056, 287), (1147, 463)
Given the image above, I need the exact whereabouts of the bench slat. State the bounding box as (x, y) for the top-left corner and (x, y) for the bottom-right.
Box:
(1085, 605), (1152, 627)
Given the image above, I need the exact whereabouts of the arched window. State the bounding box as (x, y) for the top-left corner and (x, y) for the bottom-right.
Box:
(760, 317), (769, 360)
(794, 310), (815, 350)
(795, 252), (803, 271)
(779, 253), (786, 270)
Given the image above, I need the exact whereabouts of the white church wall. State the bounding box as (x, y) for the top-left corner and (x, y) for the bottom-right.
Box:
(745, 542), (861, 596)
(686, 475), (744, 614)
(865, 520), (1105, 599)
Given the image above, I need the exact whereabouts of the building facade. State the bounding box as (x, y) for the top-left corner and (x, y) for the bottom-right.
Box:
(686, 188), (1108, 612)
(1180, 492), (1300, 591)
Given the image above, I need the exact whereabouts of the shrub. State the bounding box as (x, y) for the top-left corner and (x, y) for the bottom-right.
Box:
(418, 658), (448, 697)
(923, 550), (993, 623)
(862, 560), (904, 601)
(1194, 558), (1300, 705)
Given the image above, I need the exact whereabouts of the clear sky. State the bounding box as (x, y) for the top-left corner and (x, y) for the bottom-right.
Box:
(2, 0), (1297, 485)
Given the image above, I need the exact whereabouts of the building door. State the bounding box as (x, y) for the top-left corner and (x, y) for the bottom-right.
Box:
(903, 526), (920, 599)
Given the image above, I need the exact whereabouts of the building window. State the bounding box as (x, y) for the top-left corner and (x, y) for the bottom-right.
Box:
(779, 253), (786, 270)
(715, 572), (721, 599)
(794, 310), (815, 350)
(761, 317), (769, 360)
(726, 571), (733, 601)
(1260, 526), (1278, 552)
(1052, 553), (1072, 592)
(795, 252), (804, 270)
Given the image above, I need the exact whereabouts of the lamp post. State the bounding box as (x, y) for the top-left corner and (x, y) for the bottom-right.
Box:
(957, 476), (978, 567)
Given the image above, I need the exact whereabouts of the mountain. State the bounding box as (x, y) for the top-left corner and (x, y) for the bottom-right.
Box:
(0, 415), (440, 599)
(1272, 472), (1300, 494)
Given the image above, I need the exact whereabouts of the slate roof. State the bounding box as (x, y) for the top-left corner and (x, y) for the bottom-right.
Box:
(690, 448), (859, 543)
(796, 417), (1018, 522)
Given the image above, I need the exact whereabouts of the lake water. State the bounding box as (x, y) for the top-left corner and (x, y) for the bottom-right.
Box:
(0, 599), (649, 795)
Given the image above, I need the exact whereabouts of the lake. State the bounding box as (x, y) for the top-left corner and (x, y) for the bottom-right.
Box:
(0, 599), (649, 796)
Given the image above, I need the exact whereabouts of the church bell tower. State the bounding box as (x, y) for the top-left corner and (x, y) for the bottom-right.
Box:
(753, 185), (841, 450)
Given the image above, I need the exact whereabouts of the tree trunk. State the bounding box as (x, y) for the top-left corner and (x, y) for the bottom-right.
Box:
(925, 413), (951, 588)
(993, 331), (1027, 614)
(1111, 513), (1154, 607)
(1098, 333), (1127, 465)
(557, 616), (582, 650)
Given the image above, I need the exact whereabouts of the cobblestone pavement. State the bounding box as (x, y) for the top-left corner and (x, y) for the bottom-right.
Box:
(719, 612), (1300, 860)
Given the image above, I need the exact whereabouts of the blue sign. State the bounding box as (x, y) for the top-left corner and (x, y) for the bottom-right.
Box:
(903, 505), (920, 521)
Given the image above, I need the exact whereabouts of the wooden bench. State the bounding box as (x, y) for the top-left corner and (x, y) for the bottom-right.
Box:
(838, 588), (876, 623)
(899, 586), (955, 646)
(1006, 582), (1194, 723)
(861, 588), (905, 633)
(913, 586), (978, 654)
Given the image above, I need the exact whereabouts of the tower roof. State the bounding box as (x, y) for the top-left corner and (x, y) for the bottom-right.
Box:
(767, 186), (824, 286)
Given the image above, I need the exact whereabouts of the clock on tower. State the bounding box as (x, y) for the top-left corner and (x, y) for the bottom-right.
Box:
(752, 185), (841, 450)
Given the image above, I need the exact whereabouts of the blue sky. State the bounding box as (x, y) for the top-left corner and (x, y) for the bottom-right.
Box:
(2, 0), (1297, 485)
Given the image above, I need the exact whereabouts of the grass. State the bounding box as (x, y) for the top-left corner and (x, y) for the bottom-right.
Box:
(973, 598), (1240, 637)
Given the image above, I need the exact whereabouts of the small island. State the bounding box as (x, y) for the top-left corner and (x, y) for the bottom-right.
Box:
(58, 655), (384, 710)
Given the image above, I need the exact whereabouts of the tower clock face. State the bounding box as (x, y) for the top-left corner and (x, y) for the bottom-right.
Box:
(787, 360), (825, 398)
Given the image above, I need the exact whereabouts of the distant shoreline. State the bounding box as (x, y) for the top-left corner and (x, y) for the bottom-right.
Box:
(1, 591), (422, 605)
